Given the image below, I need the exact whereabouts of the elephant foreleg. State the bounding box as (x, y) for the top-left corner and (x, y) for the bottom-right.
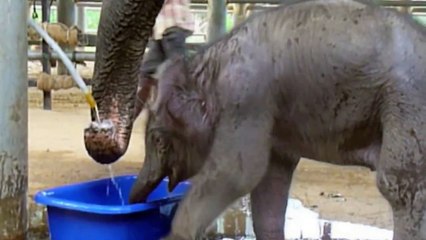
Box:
(250, 151), (299, 240)
(164, 114), (273, 239)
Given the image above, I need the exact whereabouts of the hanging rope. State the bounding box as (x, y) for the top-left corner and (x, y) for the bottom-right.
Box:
(36, 72), (76, 91)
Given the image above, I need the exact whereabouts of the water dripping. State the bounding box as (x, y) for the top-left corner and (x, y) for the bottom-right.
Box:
(106, 182), (110, 196)
(107, 165), (125, 206)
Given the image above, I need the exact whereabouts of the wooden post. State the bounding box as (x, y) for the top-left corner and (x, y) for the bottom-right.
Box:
(0, 0), (29, 239)
(207, 0), (227, 42)
(42, 0), (52, 110)
(57, 0), (76, 75)
(233, 3), (246, 27)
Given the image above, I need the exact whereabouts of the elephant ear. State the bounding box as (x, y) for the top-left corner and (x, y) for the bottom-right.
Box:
(134, 74), (158, 120)
(157, 56), (211, 134)
(139, 74), (157, 98)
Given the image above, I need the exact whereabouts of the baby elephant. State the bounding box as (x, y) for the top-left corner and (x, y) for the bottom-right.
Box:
(129, 0), (426, 239)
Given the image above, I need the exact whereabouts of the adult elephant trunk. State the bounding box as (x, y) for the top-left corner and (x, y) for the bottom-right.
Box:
(84, 0), (164, 164)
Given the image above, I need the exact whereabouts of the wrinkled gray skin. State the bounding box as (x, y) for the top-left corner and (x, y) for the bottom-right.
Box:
(83, 0), (164, 164)
(128, 0), (426, 239)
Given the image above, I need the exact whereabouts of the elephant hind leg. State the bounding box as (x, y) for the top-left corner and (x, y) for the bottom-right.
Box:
(376, 108), (426, 240)
(250, 151), (299, 240)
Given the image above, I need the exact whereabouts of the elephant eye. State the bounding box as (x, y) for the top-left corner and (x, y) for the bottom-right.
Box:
(157, 141), (169, 156)
(154, 135), (166, 149)
(158, 147), (167, 156)
(149, 133), (161, 145)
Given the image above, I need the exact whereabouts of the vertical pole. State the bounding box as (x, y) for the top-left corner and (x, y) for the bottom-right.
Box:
(397, 0), (411, 13)
(0, 0), (28, 239)
(41, 0), (52, 110)
(77, 4), (86, 33)
(207, 0), (227, 43)
(233, 3), (246, 27)
(57, 0), (76, 75)
(244, 4), (255, 18)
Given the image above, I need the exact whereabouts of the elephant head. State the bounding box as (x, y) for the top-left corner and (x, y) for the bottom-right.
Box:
(128, 56), (219, 203)
(84, 0), (164, 164)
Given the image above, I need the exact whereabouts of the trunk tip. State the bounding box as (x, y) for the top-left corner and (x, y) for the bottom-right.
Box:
(83, 121), (128, 164)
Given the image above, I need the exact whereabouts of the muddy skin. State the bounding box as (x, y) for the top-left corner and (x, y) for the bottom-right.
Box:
(126, 0), (426, 239)
(83, 0), (165, 164)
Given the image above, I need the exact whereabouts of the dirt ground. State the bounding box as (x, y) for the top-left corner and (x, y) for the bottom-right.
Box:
(27, 61), (393, 234)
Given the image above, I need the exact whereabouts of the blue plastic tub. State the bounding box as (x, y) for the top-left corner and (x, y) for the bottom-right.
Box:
(34, 175), (191, 240)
